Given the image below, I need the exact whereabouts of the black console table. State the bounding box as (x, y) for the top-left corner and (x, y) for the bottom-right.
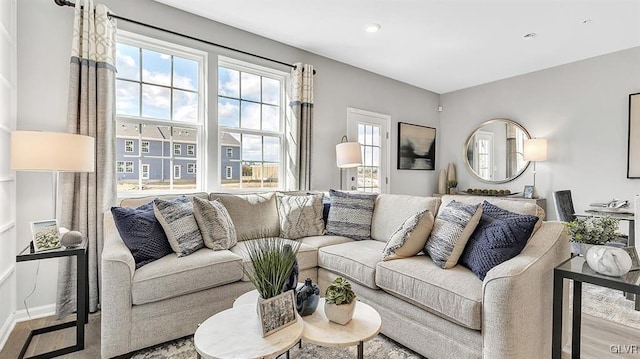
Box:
(16, 241), (88, 359)
(552, 256), (640, 359)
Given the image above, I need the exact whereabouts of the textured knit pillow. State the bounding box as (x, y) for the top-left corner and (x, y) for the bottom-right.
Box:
(460, 201), (539, 280)
(424, 201), (483, 269)
(276, 193), (325, 239)
(382, 210), (435, 261)
(326, 189), (378, 241)
(192, 197), (237, 250)
(111, 202), (173, 268)
(153, 196), (204, 257)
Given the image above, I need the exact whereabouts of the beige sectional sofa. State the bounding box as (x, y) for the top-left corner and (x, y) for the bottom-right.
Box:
(101, 192), (570, 358)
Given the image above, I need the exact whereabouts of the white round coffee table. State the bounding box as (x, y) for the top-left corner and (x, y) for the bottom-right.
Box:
(302, 298), (382, 359)
(194, 304), (303, 359)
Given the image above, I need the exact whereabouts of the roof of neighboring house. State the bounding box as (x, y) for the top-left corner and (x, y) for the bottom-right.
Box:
(116, 123), (197, 143)
(221, 132), (240, 147)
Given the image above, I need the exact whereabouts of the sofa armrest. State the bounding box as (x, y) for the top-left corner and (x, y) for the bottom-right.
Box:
(481, 221), (570, 359)
(101, 211), (135, 358)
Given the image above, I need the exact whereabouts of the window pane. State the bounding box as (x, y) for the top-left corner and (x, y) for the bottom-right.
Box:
(358, 124), (365, 144)
(173, 90), (198, 122)
(173, 57), (198, 91)
(262, 104), (279, 132)
(142, 49), (171, 86)
(242, 134), (262, 161)
(263, 136), (280, 162)
(261, 163), (279, 188)
(220, 132), (241, 188)
(141, 84), (170, 119)
(116, 80), (140, 116)
(262, 77), (280, 105)
(173, 127), (196, 154)
(241, 102), (260, 130)
(218, 67), (239, 98)
(372, 146), (380, 166)
(240, 72), (260, 102)
(116, 43), (139, 81)
(364, 146), (373, 166)
(365, 125), (373, 146)
(218, 98), (239, 128)
(373, 126), (380, 146)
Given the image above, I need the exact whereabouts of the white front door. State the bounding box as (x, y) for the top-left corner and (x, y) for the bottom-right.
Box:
(347, 108), (391, 193)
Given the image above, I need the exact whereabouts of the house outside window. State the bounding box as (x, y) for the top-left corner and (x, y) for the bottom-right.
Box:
(174, 165), (181, 179)
(125, 161), (134, 173)
(115, 31), (205, 194)
(187, 144), (195, 156)
(218, 57), (286, 190)
(187, 163), (196, 174)
(116, 161), (125, 173)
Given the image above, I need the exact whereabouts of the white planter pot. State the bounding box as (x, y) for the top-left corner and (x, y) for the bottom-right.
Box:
(324, 300), (356, 325)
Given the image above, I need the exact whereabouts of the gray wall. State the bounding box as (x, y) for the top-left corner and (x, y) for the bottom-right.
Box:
(15, 0), (439, 309)
(440, 46), (640, 219)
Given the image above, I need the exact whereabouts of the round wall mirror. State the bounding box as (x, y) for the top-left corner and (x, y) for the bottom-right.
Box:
(464, 119), (531, 183)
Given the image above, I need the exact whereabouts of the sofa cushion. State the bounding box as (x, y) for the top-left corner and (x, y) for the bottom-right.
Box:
(371, 194), (440, 242)
(276, 193), (325, 239)
(210, 192), (280, 240)
(382, 210), (434, 261)
(375, 256), (483, 330)
(153, 197), (204, 257)
(110, 202), (173, 269)
(460, 201), (539, 280)
(318, 240), (386, 289)
(192, 197), (237, 250)
(131, 248), (243, 305)
(299, 235), (355, 249)
(326, 189), (377, 241)
(425, 201), (482, 269)
(231, 239), (318, 281)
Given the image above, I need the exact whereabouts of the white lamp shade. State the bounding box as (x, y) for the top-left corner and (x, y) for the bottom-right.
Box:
(336, 142), (362, 168)
(523, 138), (547, 162)
(11, 131), (95, 172)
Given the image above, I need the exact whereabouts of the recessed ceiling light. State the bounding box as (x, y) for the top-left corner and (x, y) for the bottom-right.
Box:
(365, 24), (381, 33)
(581, 19), (592, 24)
(523, 33), (537, 40)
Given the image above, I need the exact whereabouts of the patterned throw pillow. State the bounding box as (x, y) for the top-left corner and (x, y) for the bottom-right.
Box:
(111, 202), (173, 268)
(424, 201), (483, 269)
(192, 197), (237, 250)
(382, 210), (435, 261)
(276, 193), (325, 239)
(460, 201), (539, 280)
(153, 196), (204, 257)
(326, 189), (378, 241)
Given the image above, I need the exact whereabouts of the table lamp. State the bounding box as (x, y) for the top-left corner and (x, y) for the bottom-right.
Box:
(11, 131), (95, 247)
(523, 138), (547, 198)
(336, 135), (362, 190)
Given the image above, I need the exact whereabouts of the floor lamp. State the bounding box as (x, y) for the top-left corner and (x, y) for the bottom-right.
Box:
(11, 131), (95, 246)
(336, 135), (362, 190)
(523, 138), (547, 198)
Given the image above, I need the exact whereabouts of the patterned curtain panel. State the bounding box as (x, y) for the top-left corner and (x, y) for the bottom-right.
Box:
(288, 62), (314, 190)
(56, 0), (116, 317)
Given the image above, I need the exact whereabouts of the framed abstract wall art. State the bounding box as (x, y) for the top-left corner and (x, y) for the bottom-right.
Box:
(398, 122), (436, 170)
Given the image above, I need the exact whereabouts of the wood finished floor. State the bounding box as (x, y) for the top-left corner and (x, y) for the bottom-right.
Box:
(1, 312), (639, 358)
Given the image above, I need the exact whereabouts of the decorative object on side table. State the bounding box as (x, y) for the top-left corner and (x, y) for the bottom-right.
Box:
(296, 278), (320, 316)
(464, 188), (513, 196)
(60, 230), (84, 248)
(324, 277), (356, 325)
(448, 180), (458, 195)
(30, 219), (61, 252)
(585, 245), (632, 276)
(523, 185), (534, 199)
(568, 216), (621, 255)
(242, 237), (300, 337)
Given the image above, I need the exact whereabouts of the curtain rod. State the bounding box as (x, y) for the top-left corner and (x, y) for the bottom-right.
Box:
(54, 0), (316, 74)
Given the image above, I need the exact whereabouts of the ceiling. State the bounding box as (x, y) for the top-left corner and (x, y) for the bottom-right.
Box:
(154, 0), (640, 94)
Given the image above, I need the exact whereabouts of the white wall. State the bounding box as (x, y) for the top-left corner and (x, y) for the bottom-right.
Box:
(0, 0), (17, 349)
(440, 46), (640, 219)
(16, 0), (439, 309)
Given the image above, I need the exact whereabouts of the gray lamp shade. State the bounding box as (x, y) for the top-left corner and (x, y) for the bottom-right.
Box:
(11, 131), (95, 172)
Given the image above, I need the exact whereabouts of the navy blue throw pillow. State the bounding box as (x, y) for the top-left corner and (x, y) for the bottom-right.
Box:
(459, 201), (539, 280)
(111, 201), (175, 269)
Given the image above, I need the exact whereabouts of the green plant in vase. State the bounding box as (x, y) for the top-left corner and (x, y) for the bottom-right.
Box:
(447, 180), (458, 194)
(242, 237), (300, 300)
(567, 216), (621, 255)
(324, 277), (357, 325)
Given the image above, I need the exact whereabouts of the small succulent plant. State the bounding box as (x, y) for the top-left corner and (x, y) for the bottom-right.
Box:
(325, 277), (356, 305)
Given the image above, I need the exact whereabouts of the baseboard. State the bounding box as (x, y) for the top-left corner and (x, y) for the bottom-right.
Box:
(0, 311), (16, 353)
(13, 303), (56, 323)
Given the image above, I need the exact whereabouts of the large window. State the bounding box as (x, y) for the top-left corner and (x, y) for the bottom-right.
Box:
(218, 58), (286, 189)
(115, 32), (205, 194)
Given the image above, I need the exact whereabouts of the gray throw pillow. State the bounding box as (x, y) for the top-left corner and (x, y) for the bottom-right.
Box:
(153, 197), (204, 257)
(326, 189), (378, 241)
(424, 201), (482, 269)
(382, 210), (434, 261)
(276, 193), (325, 239)
(192, 197), (237, 250)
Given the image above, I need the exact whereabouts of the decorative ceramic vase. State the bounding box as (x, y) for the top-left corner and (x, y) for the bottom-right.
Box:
(324, 300), (356, 325)
(438, 169), (447, 195)
(282, 244), (298, 292)
(585, 245), (632, 277)
(447, 163), (456, 182)
(295, 278), (320, 316)
(60, 230), (83, 248)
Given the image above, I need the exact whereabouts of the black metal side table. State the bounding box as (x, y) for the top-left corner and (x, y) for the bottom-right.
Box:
(16, 240), (89, 359)
(552, 256), (640, 359)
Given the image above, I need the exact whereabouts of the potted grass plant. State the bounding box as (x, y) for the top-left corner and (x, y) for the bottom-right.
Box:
(243, 237), (301, 300)
(324, 277), (357, 325)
